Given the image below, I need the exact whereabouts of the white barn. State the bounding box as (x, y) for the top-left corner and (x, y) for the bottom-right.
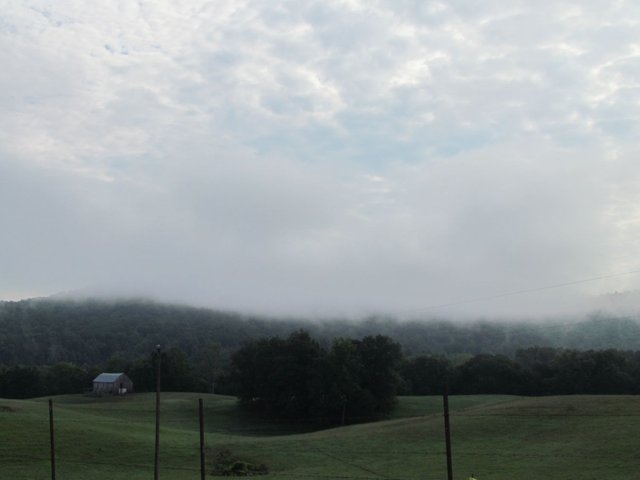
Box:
(92, 372), (133, 395)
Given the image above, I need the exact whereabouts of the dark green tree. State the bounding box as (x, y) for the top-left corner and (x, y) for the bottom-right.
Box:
(453, 354), (529, 394)
(355, 335), (403, 416)
(44, 362), (90, 395)
(0, 365), (45, 398)
(400, 355), (452, 395)
(231, 330), (323, 418)
(195, 341), (222, 393)
(311, 338), (364, 423)
(161, 347), (206, 392)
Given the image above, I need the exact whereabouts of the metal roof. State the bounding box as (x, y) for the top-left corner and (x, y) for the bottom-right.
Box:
(93, 372), (125, 383)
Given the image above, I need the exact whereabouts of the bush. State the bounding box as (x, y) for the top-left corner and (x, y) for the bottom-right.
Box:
(210, 448), (269, 476)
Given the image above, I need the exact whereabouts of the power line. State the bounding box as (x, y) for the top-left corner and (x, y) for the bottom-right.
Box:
(405, 269), (640, 313)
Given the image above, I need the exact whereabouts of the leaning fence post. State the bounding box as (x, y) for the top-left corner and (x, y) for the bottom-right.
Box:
(199, 398), (205, 480)
(443, 385), (453, 480)
(48, 399), (56, 480)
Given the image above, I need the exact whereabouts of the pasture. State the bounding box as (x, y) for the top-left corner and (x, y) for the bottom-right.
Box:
(1, 393), (639, 479)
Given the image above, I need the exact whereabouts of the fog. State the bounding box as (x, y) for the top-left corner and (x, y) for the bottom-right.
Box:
(2, 1), (640, 319)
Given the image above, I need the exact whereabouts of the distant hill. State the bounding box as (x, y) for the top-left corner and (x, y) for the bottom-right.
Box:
(1, 297), (640, 366)
(594, 289), (640, 313)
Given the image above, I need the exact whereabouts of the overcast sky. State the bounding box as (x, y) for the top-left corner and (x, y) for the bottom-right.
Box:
(2, 1), (640, 318)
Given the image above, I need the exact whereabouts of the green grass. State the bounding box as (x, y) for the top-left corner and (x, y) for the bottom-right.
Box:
(2, 393), (640, 480)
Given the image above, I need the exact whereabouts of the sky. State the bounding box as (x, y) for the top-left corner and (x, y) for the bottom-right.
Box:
(1, 0), (640, 318)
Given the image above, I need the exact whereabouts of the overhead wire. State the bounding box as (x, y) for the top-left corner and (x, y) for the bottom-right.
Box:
(400, 268), (640, 314)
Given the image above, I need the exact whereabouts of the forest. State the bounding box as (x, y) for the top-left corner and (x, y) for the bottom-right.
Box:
(3, 330), (640, 420)
(3, 297), (640, 366)
(2, 297), (640, 418)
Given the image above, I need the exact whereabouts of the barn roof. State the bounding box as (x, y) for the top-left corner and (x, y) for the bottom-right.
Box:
(93, 372), (125, 383)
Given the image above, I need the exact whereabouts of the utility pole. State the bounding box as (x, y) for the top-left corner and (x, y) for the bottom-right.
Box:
(199, 398), (205, 480)
(48, 399), (56, 480)
(154, 345), (161, 480)
(443, 384), (453, 480)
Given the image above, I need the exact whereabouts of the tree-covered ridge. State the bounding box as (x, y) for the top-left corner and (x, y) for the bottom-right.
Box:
(2, 297), (640, 367)
(0, 298), (296, 365)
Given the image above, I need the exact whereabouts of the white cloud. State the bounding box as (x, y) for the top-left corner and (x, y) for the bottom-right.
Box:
(2, 1), (640, 317)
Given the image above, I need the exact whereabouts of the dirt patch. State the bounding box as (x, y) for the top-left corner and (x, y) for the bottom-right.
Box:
(0, 405), (17, 412)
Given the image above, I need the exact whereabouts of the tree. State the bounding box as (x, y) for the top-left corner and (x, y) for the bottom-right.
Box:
(44, 362), (90, 395)
(547, 349), (635, 395)
(195, 341), (222, 393)
(127, 357), (154, 392)
(312, 335), (403, 422)
(453, 354), (529, 394)
(161, 347), (195, 391)
(230, 331), (323, 418)
(355, 335), (403, 416)
(311, 338), (364, 424)
(0, 365), (45, 398)
(230, 332), (402, 423)
(401, 355), (452, 395)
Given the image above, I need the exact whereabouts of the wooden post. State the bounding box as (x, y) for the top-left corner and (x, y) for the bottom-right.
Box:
(154, 345), (161, 480)
(443, 385), (453, 480)
(48, 399), (56, 480)
(199, 398), (205, 480)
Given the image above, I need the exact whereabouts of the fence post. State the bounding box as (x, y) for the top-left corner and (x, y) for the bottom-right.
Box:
(154, 345), (161, 480)
(199, 398), (205, 480)
(48, 399), (56, 480)
(443, 385), (453, 480)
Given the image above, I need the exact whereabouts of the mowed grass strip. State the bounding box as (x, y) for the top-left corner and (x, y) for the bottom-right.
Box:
(1, 393), (640, 479)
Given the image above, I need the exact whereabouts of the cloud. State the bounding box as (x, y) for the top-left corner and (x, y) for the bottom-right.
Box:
(1, 1), (640, 317)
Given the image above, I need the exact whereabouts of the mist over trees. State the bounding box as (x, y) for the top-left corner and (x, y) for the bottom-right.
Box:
(2, 298), (640, 367)
(3, 298), (640, 415)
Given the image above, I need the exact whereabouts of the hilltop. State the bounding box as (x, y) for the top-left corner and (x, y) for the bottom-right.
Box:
(2, 297), (640, 367)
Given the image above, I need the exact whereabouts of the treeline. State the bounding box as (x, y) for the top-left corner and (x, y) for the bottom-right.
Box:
(403, 347), (640, 396)
(3, 297), (640, 368)
(0, 346), (216, 399)
(4, 331), (640, 416)
(0, 363), (97, 399)
(229, 334), (640, 424)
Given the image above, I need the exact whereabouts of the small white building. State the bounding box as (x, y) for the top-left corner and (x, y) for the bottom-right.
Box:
(92, 372), (133, 395)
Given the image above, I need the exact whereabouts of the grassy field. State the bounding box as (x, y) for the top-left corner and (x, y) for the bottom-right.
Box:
(1, 392), (640, 480)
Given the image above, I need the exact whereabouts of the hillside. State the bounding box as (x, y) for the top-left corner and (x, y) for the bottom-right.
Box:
(2, 297), (640, 367)
(1, 393), (639, 479)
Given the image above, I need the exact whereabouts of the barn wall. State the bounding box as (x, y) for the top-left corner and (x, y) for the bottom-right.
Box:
(93, 382), (115, 393)
(92, 375), (134, 394)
